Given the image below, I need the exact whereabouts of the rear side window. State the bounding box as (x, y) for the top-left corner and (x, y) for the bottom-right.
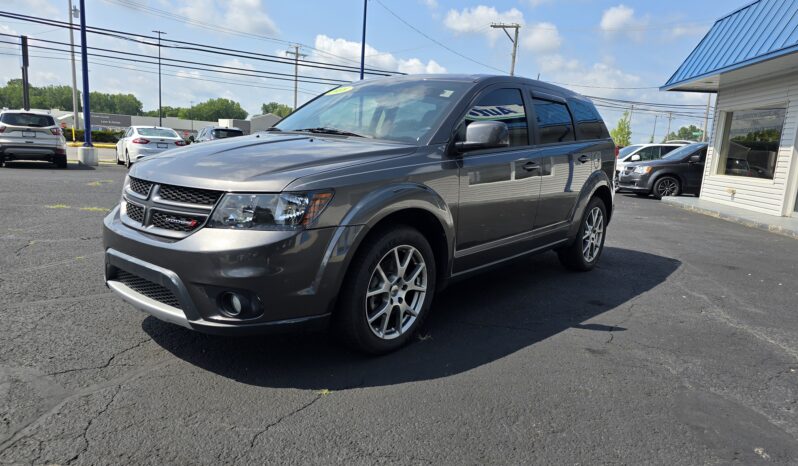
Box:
(532, 98), (574, 144)
(213, 129), (244, 139)
(568, 98), (610, 140)
(462, 88), (529, 147)
(0, 113), (55, 127)
(661, 146), (678, 155)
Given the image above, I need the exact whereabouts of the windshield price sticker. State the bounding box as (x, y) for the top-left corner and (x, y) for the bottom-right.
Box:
(327, 86), (353, 96)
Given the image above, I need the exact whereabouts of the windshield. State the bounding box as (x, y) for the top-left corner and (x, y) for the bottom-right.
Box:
(662, 143), (706, 161)
(213, 129), (243, 138)
(1, 113), (55, 127)
(618, 145), (643, 158)
(137, 128), (179, 138)
(276, 80), (470, 143)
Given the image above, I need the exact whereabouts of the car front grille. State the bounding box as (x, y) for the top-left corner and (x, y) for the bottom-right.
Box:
(126, 202), (145, 224)
(120, 177), (221, 238)
(129, 177), (153, 197)
(158, 184), (222, 206)
(114, 270), (181, 309)
(150, 210), (203, 232)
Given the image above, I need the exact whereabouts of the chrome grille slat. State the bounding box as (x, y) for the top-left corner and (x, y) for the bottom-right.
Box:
(121, 178), (220, 238)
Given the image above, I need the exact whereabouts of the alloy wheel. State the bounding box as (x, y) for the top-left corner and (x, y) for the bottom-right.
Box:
(656, 178), (678, 197)
(365, 244), (428, 340)
(582, 206), (604, 263)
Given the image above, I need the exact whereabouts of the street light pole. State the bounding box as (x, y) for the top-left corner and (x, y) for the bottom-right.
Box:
(490, 23), (521, 76)
(68, 0), (80, 136)
(78, 0), (92, 147)
(153, 30), (166, 126)
(359, 0), (368, 80)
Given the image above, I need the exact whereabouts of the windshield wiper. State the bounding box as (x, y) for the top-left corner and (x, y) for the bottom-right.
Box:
(265, 127), (282, 132)
(293, 127), (368, 138)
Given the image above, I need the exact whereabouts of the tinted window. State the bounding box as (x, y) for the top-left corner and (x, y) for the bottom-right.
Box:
(213, 129), (244, 139)
(637, 146), (660, 161)
(661, 146), (678, 155)
(533, 98), (574, 144)
(0, 113), (55, 127)
(462, 88), (529, 147)
(568, 98), (609, 140)
(137, 128), (179, 138)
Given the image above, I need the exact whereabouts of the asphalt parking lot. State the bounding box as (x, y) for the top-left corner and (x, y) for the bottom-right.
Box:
(1, 161), (797, 464)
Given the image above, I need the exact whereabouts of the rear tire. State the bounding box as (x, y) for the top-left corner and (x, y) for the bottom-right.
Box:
(335, 226), (436, 354)
(54, 156), (67, 169)
(652, 176), (680, 199)
(557, 197), (607, 272)
(116, 148), (124, 165)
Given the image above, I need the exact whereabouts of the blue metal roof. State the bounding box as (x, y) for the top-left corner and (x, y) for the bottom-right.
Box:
(662, 0), (798, 90)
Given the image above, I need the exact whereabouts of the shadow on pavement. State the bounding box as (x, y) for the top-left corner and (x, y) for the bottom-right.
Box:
(144, 246), (680, 390)
(1, 161), (96, 170)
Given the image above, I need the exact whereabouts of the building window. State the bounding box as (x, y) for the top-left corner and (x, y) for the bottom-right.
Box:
(716, 108), (786, 179)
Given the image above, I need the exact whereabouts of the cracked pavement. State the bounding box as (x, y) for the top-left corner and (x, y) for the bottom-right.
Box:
(1, 161), (797, 464)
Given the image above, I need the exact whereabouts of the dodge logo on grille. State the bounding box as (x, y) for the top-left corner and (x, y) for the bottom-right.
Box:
(165, 217), (199, 228)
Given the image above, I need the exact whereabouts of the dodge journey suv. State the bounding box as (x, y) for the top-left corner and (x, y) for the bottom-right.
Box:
(103, 75), (615, 354)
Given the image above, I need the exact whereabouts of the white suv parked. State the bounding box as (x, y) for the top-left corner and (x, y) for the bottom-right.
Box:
(0, 110), (68, 168)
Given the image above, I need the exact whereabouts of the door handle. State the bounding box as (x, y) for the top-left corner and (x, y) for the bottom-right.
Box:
(577, 154), (590, 163)
(522, 161), (540, 171)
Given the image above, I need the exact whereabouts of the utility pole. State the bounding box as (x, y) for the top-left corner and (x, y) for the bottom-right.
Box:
(286, 45), (306, 110)
(152, 30), (166, 126)
(68, 0), (80, 135)
(20, 36), (30, 111)
(650, 114), (658, 143)
(490, 23), (521, 75)
(78, 0), (93, 153)
(665, 112), (673, 141)
(359, 0), (368, 80)
(702, 93), (711, 142)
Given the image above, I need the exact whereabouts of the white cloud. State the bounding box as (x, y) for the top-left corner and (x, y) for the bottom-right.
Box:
(419, 0), (438, 10)
(668, 23), (710, 40)
(536, 54), (642, 100)
(444, 6), (525, 44)
(311, 34), (446, 75)
(175, 0), (279, 36)
(0, 24), (18, 36)
(522, 22), (562, 55)
(525, 0), (553, 6)
(600, 5), (636, 31)
(6, 0), (58, 17)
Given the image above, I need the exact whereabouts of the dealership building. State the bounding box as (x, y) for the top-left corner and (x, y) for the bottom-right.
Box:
(663, 0), (798, 218)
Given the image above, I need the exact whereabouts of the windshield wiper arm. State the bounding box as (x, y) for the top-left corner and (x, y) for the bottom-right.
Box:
(293, 127), (368, 138)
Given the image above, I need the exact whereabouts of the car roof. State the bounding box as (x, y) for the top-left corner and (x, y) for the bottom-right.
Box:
(201, 126), (242, 130)
(0, 109), (53, 116)
(131, 126), (175, 130)
(345, 74), (584, 99)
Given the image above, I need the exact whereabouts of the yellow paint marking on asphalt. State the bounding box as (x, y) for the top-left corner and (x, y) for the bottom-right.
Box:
(86, 180), (114, 187)
(79, 207), (110, 212)
(45, 204), (71, 209)
(317, 389), (332, 396)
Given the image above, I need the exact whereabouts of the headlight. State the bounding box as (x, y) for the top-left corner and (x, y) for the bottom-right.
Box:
(633, 166), (652, 174)
(207, 191), (333, 230)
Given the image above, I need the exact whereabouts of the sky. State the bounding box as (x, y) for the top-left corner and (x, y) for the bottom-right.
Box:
(0, 0), (743, 143)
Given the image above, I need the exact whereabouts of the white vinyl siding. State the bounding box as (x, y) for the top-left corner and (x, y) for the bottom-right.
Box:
(702, 72), (798, 216)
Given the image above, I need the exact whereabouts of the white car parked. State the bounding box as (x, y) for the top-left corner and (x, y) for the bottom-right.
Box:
(116, 126), (186, 167)
(0, 110), (67, 168)
(615, 143), (688, 184)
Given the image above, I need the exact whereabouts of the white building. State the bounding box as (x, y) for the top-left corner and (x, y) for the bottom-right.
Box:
(663, 0), (798, 218)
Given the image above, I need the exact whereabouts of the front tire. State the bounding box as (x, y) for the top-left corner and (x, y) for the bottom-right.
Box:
(652, 176), (680, 199)
(116, 147), (124, 165)
(124, 150), (131, 169)
(558, 197), (607, 272)
(335, 226), (436, 354)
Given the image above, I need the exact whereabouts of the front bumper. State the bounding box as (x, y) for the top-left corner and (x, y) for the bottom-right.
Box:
(103, 206), (359, 334)
(617, 172), (652, 192)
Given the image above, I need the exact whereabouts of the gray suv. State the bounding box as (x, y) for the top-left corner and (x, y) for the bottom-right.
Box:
(103, 75), (615, 354)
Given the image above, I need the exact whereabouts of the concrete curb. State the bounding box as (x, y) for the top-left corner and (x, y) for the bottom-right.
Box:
(661, 197), (798, 240)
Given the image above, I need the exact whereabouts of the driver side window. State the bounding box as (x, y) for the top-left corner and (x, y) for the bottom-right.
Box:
(460, 88), (529, 147)
(637, 146), (660, 161)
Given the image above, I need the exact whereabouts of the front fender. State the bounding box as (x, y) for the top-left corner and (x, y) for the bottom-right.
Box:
(310, 182), (456, 305)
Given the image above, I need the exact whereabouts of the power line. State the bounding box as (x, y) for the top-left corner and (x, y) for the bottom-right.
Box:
(372, 0), (505, 73)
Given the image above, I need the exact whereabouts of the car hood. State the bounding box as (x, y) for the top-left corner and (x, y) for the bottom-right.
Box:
(129, 133), (416, 192)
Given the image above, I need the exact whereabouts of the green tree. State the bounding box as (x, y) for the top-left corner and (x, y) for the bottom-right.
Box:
(187, 98), (248, 121)
(261, 101), (292, 117)
(610, 111), (632, 147)
(664, 124), (702, 142)
(0, 79), (143, 114)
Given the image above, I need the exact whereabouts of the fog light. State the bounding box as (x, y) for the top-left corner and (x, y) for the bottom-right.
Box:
(221, 292), (248, 317)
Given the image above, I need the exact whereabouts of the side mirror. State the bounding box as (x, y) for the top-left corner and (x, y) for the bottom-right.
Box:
(630, 154), (641, 162)
(688, 154), (702, 163)
(455, 121), (509, 153)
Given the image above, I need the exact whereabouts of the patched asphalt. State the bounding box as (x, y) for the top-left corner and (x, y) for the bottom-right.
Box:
(1, 160), (797, 464)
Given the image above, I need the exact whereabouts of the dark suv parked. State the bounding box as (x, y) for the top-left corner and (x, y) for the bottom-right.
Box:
(103, 75), (615, 353)
(618, 142), (707, 198)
